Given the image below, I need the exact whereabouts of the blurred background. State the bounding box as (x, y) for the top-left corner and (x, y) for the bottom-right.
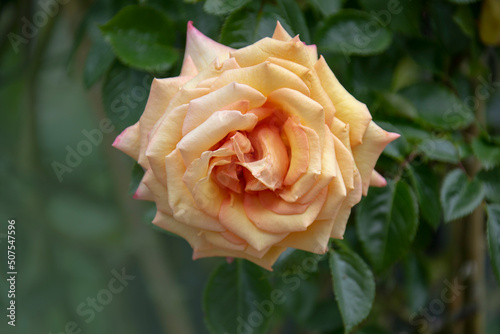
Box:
(0, 0), (500, 333)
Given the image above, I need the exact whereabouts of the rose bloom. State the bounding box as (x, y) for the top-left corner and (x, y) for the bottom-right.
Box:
(113, 22), (399, 270)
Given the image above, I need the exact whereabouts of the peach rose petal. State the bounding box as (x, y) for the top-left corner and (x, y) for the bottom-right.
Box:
(282, 118), (309, 186)
(258, 191), (309, 215)
(231, 37), (314, 69)
(370, 170), (388, 187)
(272, 21), (293, 41)
(142, 169), (173, 215)
(315, 56), (372, 146)
(193, 246), (286, 271)
(152, 210), (209, 249)
(165, 149), (225, 232)
(184, 57), (240, 90)
(276, 218), (334, 254)
(185, 21), (234, 71)
(219, 194), (288, 252)
(112, 123), (140, 160)
(177, 110), (258, 166)
(353, 121), (400, 195)
(244, 188), (328, 234)
(133, 177), (154, 201)
(211, 61), (310, 97)
(137, 76), (193, 167)
(180, 55), (198, 77)
(330, 170), (363, 239)
(182, 82), (265, 136)
(203, 231), (247, 252)
(279, 125), (321, 202)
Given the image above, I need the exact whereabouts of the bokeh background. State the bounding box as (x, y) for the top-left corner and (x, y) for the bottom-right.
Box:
(1, 0), (500, 333)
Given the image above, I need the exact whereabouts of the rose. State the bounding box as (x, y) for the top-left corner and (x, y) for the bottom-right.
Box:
(113, 21), (399, 270)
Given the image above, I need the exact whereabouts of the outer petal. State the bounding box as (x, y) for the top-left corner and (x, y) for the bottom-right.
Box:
(330, 170), (362, 239)
(272, 21), (293, 41)
(352, 121), (400, 195)
(185, 21), (234, 71)
(370, 170), (387, 187)
(112, 123), (140, 160)
(315, 56), (372, 146)
(142, 169), (173, 215)
(276, 218), (333, 254)
(138, 77), (192, 167)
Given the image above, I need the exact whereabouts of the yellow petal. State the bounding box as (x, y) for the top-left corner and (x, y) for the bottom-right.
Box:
(180, 55), (198, 77)
(330, 170), (362, 239)
(193, 245), (286, 271)
(137, 76), (192, 167)
(218, 194), (288, 252)
(182, 82), (266, 136)
(352, 121), (400, 195)
(230, 37), (313, 69)
(266, 88), (325, 143)
(142, 169), (173, 215)
(297, 127), (338, 205)
(211, 61), (310, 97)
(184, 57), (240, 90)
(177, 110), (258, 166)
(112, 122), (140, 160)
(315, 56), (372, 146)
(185, 21), (234, 71)
(272, 21), (293, 41)
(244, 188), (327, 233)
(164, 149), (225, 232)
(276, 218), (334, 254)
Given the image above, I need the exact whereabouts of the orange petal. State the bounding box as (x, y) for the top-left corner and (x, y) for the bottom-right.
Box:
(258, 190), (309, 215)
(164, 149), (225, 232)
(276, 218), (334, 254)
(218, 194), (288, 252)
(244, 188), (328, 233)
(282, 117), (309, 186)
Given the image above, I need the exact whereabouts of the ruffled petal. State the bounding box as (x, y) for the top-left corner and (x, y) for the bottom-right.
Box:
(218, 194), (288, 252)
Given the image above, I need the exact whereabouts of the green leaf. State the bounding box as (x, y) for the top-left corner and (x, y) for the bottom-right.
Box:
(277, 0), (311, 43)
(329, 242), (375, 334)
(440, 169), (485, 222)
(399, 83), (474, 130)
(102, 61), (153, 132)
(430, 1), (470, 54)
(84, 35), (115, 88)
(204, 260), (273, 334)
(129, 162), (145, 195)
(446, 0), (479, 4)
(478, 169), (500, 203)
(472, 137), (500, 170)
(404, 39), (447, 75)
(403, 253), (429, 312)
(356, 180), (419, 272)
(377, 92), (418, 120)
(100, 5), (179, 72)
(315, 9), (393, 58)
(452, 5), (476, 38)
(486, 204), (500, 285)
(220, 3), (289, 48)
(203, 0), (251, 16)
(308, 0), (343, 17)
(359, 0), (422, 36)
(407, 164), (442, 228)
(417, 138), (460, 163)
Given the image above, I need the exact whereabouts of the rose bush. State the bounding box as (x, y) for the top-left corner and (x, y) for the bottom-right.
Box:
(113, 21), (398, 270)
